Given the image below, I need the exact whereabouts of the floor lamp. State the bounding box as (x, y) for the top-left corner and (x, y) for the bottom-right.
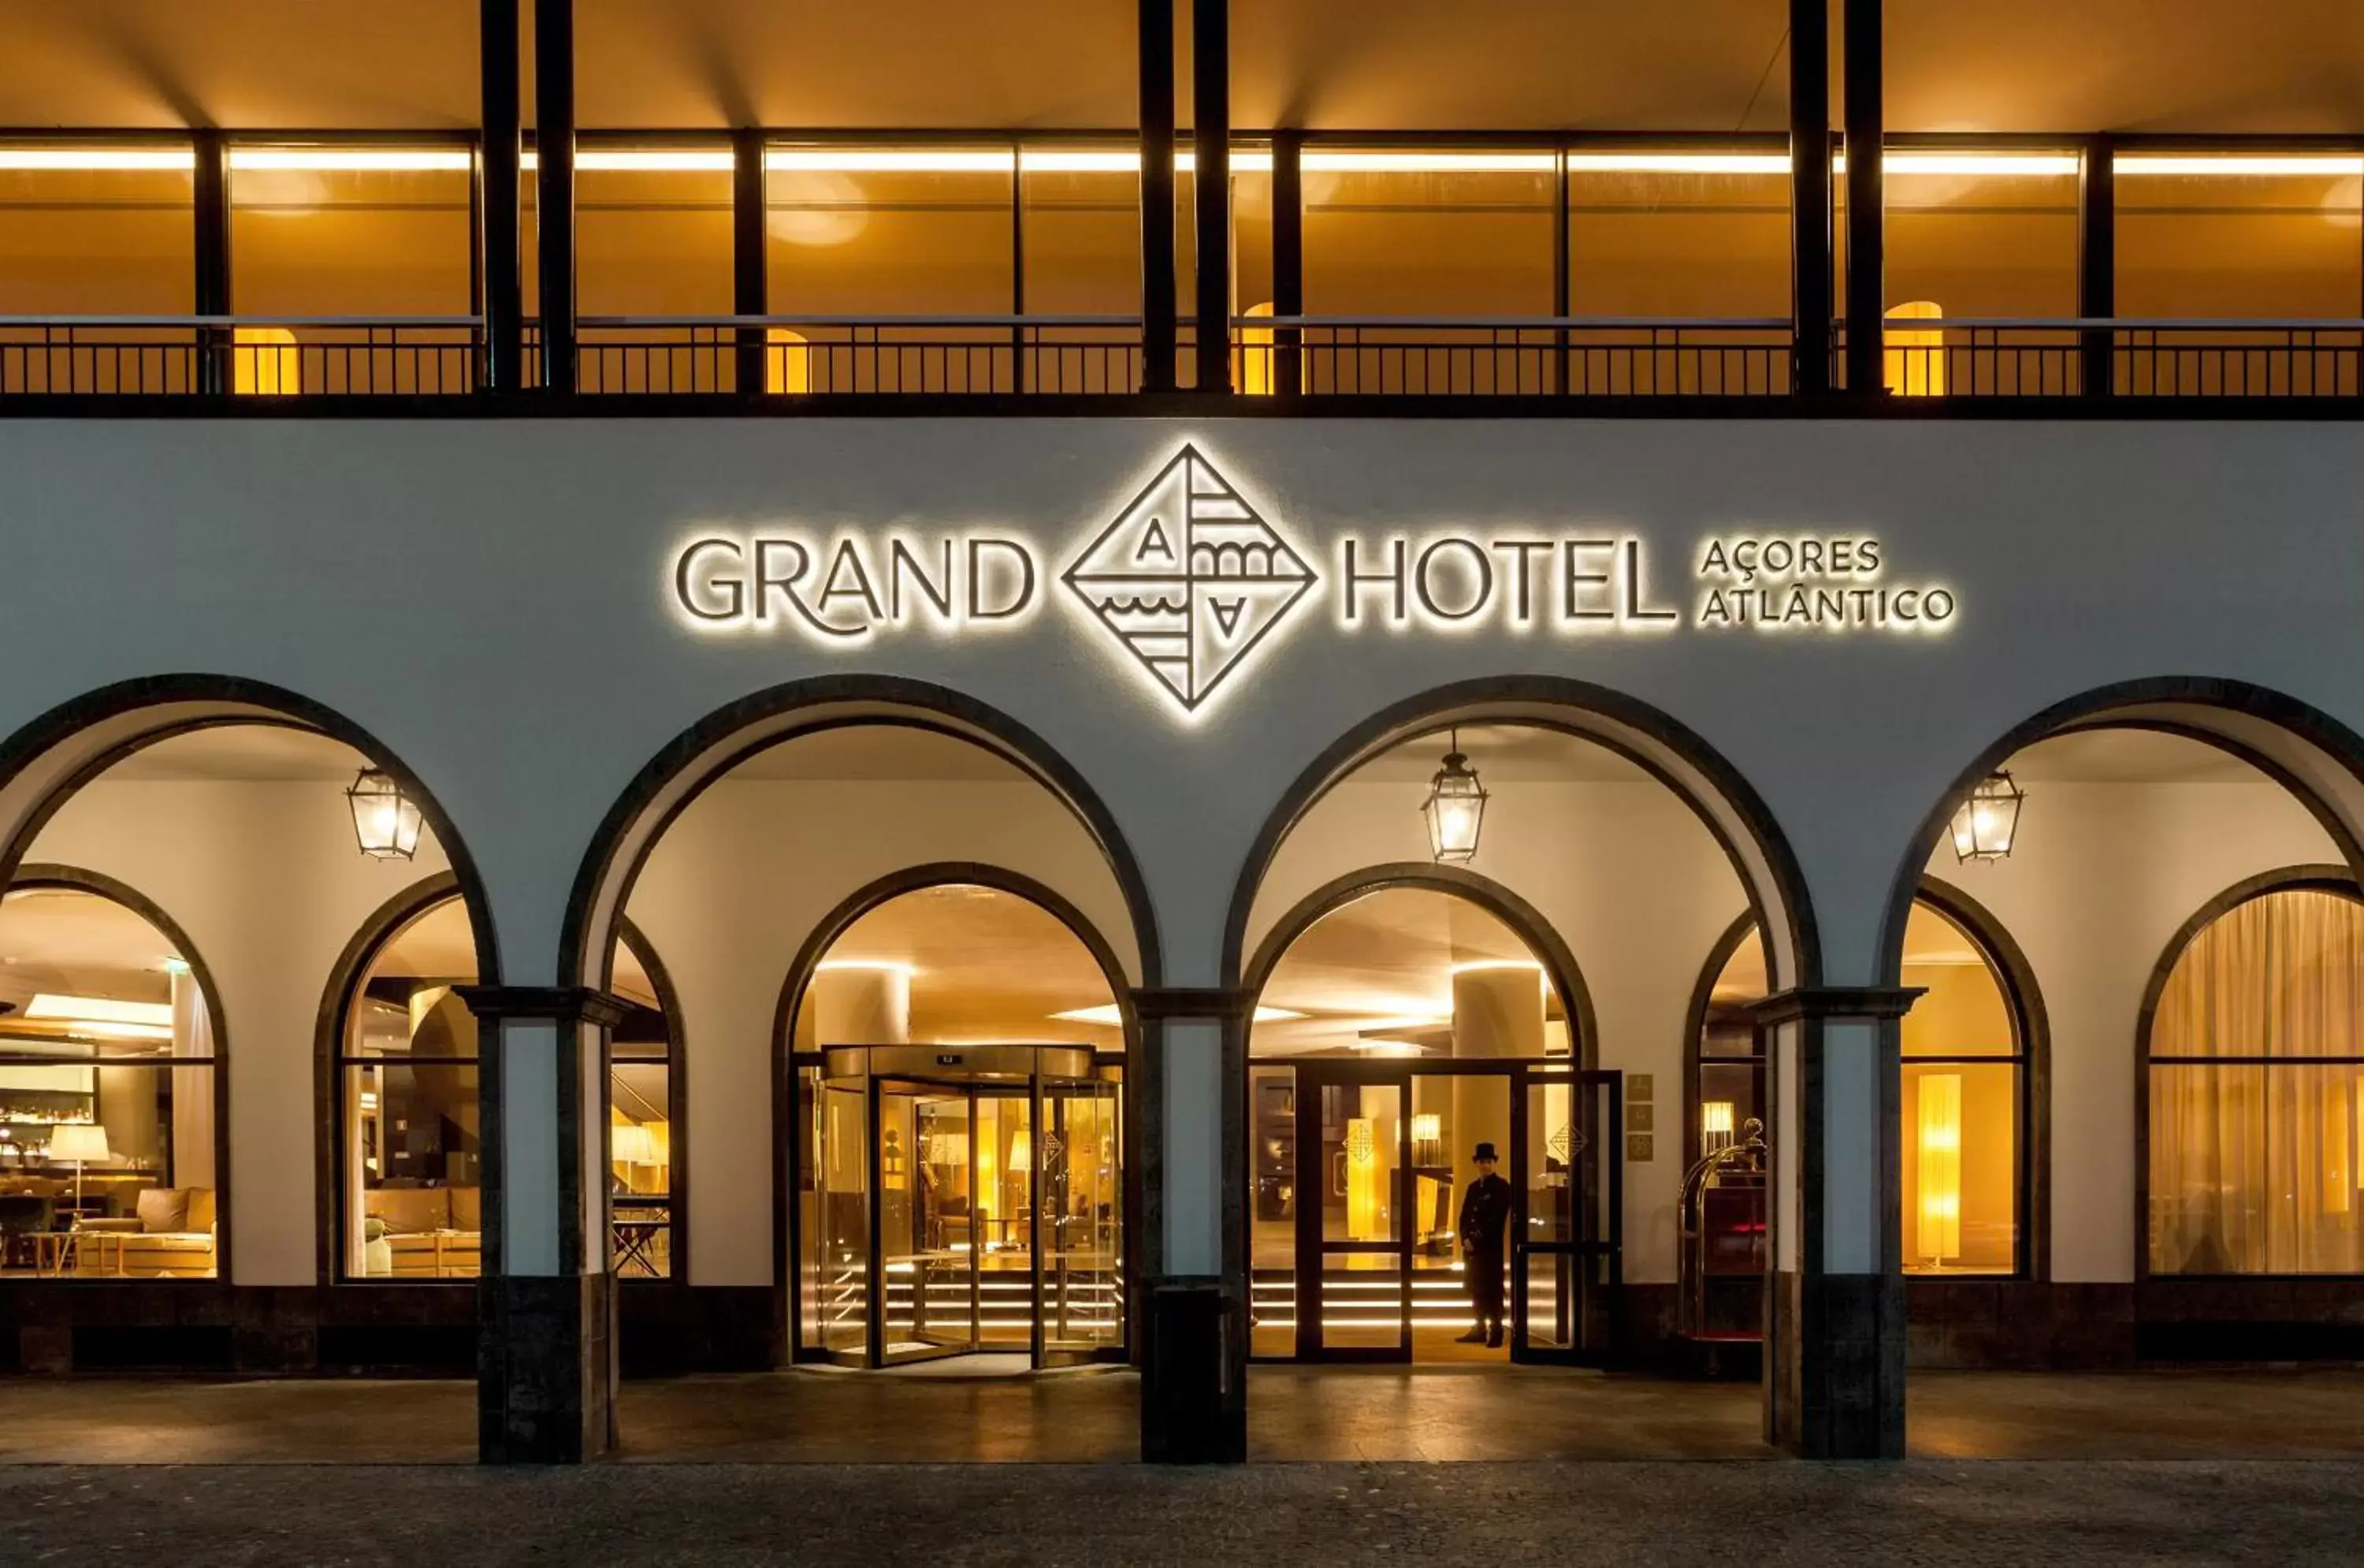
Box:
(50, 1124), (110, 1217)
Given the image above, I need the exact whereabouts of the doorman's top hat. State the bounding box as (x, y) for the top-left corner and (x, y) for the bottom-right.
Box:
(1473, 1142), (1499, 1161)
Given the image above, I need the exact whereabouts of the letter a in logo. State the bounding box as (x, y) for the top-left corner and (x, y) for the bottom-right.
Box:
(1063, 446), (1316, 712)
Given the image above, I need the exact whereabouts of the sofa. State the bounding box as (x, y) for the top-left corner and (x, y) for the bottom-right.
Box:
(362, 1185), (481, 1277)
(73, 1187), (217, 1277)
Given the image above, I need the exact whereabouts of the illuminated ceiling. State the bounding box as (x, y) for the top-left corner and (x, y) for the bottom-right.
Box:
(2, 1), (2357, 135)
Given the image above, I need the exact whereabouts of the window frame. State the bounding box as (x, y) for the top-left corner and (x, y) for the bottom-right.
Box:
(2137, 864), (2364, 1282)
(1682, 878), (2046, 1283)
(323, 881), (481, 1286)
(0, 866), (229, 1284)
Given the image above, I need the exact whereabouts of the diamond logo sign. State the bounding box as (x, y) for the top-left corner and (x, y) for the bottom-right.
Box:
(1063, 446), (1316, 712)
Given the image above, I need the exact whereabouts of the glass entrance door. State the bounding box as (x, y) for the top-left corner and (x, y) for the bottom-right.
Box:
(800, 1046), (1128, 1371)
(1296, 1070), (1412, 1359)
(876, 1080), (977, 1365)
(1037, 1073), (1123, 1365)
(1511, 1067), (1622, 1365)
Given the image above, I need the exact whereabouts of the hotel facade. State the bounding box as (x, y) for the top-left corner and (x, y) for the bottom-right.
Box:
(4, 0), (2364, 1465)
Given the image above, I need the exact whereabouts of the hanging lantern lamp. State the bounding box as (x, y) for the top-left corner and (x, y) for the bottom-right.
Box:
(347, 767), (424, 860)
(1949, 769), (2024, 864)
(1421, 728), (1489, 864)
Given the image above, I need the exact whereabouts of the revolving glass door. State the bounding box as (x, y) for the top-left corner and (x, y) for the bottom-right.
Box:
(801, 1045), (1124, 1370)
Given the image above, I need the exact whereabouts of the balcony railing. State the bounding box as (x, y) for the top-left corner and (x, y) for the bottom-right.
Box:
(4, 314), (2362, 406)
(1232, 317), (1794, 397)
(574, 316), (1146, 396)
(0, 318), (482, 397)
(1840, 319), (2364, 399)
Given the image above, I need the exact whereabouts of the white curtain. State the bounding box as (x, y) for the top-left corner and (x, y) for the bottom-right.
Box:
(2150, 888), (2364, 1274)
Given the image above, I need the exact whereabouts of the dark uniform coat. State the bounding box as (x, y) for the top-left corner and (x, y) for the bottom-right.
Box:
(1459, 1172), (1515, 1328)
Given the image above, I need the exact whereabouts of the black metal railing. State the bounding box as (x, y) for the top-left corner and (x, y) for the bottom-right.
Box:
(1230, 316), (1796, 397)
(6, 313), (2363, 406)
(0, 318), (483, 397)
(573, 316), (1145, 396)
(1839, 319), (2364, 399)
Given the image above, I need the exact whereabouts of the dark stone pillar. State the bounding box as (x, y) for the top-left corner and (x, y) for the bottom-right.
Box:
(2078, 136), (2116, 398)
(1752, 987), (1920, 1459)
(1841, 0), (1885, 396)
(1787, 0), (1831, 396)
(1133, 987), (1251, 1462)
(478, 0), (525, 391)
(459, 984), (632, 1464)
(1137, 0), (1177, 392)
(1189, 0), (1231, 392)
(531, 0), (577, 392)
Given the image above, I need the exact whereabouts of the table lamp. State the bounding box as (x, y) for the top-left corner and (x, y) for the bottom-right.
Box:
(49, 1124), (110, 1212)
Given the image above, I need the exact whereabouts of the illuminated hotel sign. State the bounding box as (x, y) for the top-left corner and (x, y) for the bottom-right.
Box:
(670, 444), (1957, 714)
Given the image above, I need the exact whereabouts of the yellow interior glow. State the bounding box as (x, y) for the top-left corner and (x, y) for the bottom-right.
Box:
(228, 149), (473, 173)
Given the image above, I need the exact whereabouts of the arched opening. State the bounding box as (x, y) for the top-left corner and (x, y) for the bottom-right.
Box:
(331, 894), (482, 1282)
(1228, 687), (1815, 1432)
(0, 683), (496, 1384)
(0, 871), (226, 1282)
(2143, 869), (2364, 1281)
(568, 682), (1154, 1413)
(1243, 875), (1593, 1363)
(323, 887), (672, 1306)
(1699, 886), (2042, 1289)
(786, 875), (1129, 1371)
(1883, 681), (2364, 1380)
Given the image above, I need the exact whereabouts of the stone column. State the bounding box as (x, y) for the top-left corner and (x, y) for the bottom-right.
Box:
(1132, 987), (1249, 1463)
(1753, 986), (1920, 1459)
(460, 984), (633, 1464)
(808, 965), (910, 1046)
(1450, 964), (1542, 1184)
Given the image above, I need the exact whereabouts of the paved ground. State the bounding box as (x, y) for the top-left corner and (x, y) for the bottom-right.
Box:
(7, 1365), (2364, 1464)
(5, 1459), (2364, 1565)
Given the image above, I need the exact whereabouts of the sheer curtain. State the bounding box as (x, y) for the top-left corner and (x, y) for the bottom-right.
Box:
(2150, 886), (2364, 1274)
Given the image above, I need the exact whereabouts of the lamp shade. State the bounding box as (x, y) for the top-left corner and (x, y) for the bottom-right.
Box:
(347, 767), (424, 860)
(48, 1124), (110, 1162)
(1421, 734), (1489, 864)
(1949, 770), (2024, 863)
(610, 1124), (658, 1167)
(1916, 1072), (1963, 1265)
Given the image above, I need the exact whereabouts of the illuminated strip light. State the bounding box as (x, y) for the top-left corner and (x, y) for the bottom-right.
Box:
(1566, 152), (2079, 176)
(230, 149), (473, 172)
(6, 147), (2355, 179)
(2114, 155), (2364, 176)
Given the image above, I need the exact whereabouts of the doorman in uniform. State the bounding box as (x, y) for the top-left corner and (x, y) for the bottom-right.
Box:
(1457, 1142), (1515, 1347)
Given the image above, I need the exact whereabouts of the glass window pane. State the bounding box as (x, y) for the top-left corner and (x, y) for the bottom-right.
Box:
(342, 897), (480, 1280)
(1901, 902), (2017, 1057)
(1902, 1061), (2016, 1274)
(1305, 154), (1555, 316)
(812, 1076), (868, 1355)
(2153, 1061), (2364, 1275)
(231, 158), (472, 315)
(1321, 1081), (1401, 1244)
(0, 161), (193, 314)
(2154, 886), (2364, 1060)
(768, 158), (1013, 314)
(0, 886), (217, 1280)
(1877, 166), (2080, 321)
(1249, 1064), (1296, 1358)
(2118, 167), (2363, 319)
(1568, 166), (1790, 317)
